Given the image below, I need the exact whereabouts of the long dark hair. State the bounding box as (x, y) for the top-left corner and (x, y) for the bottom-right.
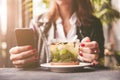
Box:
(73, 0), (94, 26)
(45, 0), (94, 27)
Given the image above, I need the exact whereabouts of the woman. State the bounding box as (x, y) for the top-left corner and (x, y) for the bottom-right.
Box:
(9, 0), (104, 68)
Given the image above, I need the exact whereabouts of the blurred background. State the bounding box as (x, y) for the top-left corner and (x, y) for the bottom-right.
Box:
(0, 0), (120, 68)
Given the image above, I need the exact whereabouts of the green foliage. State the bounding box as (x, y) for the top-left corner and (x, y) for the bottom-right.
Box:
(91, 0), (120, 25)
(116, 51), (120, 56)
(51, 44), (78, 62)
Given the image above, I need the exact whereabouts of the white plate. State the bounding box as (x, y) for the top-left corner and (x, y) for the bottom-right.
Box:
(40, 62), (92, 72)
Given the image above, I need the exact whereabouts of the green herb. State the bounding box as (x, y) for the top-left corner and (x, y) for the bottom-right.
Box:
(50, 43), (78, 62)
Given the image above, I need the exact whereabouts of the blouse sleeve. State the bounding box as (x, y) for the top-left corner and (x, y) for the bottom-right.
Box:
(92, 18), (105, 60)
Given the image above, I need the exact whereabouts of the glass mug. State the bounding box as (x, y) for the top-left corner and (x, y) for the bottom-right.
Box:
(47, 39), (80, 65)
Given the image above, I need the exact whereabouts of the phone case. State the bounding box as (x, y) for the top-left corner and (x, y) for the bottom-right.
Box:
(15, 28), (35, 47)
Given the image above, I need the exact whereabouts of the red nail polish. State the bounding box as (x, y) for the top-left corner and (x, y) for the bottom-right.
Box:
(34, 56), (38, 60)
(79, 52), (83, 56)
(28, 46), (33, 49)
(93, 63), (96, 66)
(80, 43), (85, 47)
(34, 58), (38, 60)
(33, 49), (37, 53)
(35, 55), (38, 58)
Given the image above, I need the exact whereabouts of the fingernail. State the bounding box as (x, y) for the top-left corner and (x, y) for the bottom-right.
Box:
(35, 55), (38, 58)
(80, 43), (85, 47)
(34, 58), (38, 60)
(79, 52), (83, 56)
(33, 49), (37, 53)
(28, 46), (33, 49)
(92, 63), (96, 66)
(34, 56), (39, 60)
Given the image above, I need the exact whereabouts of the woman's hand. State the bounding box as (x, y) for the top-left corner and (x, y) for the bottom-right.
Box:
(9, 45), (39, 68)
(79, 37), (100, 65)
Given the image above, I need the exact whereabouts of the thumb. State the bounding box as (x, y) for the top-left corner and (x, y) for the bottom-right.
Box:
(81, 37), (91, 43)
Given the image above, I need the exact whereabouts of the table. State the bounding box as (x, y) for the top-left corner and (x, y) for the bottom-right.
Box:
(0, 67), (120, 80)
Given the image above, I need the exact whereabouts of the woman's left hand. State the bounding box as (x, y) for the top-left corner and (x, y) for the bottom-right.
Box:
(79, 37), (100, 65)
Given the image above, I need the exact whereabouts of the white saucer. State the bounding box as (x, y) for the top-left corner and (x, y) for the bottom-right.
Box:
(40, 62), (92, 72)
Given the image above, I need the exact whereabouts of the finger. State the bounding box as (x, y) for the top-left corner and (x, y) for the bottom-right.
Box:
(91, 60), (99, 66)
(14, 64), (24, 68)
(81, 37), (91, 43)
(12, 55), (39, 66)
(78, 55), (93, 62)
(79, 53), (98, 62)
(82, 57), (93, 62)
(9, 45), (33, 54)
(81, 41), (99, 49)
(93, 48), (100, 54)
(80, 47), (100, 54)
(10, 49), (38, 61)
(79, 47), (92, 54)
(14, 60), (39, 68)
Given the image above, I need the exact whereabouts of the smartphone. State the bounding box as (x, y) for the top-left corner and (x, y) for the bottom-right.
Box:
(15, 28), (35, 47)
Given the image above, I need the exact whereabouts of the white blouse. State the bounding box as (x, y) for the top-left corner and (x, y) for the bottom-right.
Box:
(48, 13), (77, 42)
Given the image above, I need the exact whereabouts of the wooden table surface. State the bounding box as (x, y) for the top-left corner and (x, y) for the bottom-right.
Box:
(0, 67), (120, 80)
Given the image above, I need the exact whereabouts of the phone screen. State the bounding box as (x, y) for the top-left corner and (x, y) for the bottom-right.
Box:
(15, 28), (35, 47)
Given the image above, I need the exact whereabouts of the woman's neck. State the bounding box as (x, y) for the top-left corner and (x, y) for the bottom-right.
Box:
(57, 2), (74, 37)
(57, 3), (73, 21)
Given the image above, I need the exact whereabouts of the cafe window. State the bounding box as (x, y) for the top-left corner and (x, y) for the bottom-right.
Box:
(0, 0), (8, 68)
(0, 0), (34, 67)
(0, 0), (48, 68)
(0, 0), (119, 68)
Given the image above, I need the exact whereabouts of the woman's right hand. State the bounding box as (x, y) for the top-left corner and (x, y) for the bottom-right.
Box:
(9, 45), (39, 68)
